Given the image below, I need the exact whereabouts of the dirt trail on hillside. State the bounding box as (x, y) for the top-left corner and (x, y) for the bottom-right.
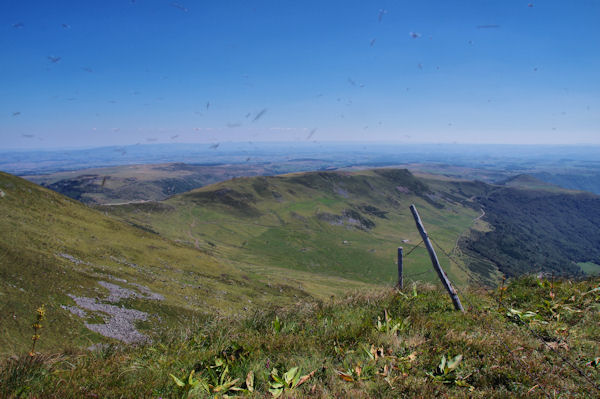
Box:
(188, 218), (200, 249)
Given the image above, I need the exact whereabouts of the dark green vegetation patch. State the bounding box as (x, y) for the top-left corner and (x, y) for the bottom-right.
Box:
(467, 188), (600, 277)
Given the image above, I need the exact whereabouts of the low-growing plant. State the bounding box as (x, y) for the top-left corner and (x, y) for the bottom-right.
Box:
(506, 308), (543, 325)
(170, 358), (249, 397)
(338, 353), (381, 382)
(203, 357), (244, 394)
(375, 309), (410, 335)
(426, 354), (472, 389)
(170, 369), (208, 399)
(268, 367), (314, 397)
(272, 315), (282, 334)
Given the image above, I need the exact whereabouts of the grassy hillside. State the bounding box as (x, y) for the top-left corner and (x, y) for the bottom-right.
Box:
(2, 276), (599, 398)
(0, 172), (371, 354)
(533, 171), (600, 195)
(103, 168), (600, 284)
(4, 166), (599, 358)
(499, 174), (571, 192)
(101, 169), (494, 288)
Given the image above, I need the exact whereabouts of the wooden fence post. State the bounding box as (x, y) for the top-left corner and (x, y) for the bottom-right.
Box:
(397, 247), (403, 290)
(409, 204), (465, 312)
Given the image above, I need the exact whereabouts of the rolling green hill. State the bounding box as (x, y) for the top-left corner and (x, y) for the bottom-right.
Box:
(24, 160), (343, 205)
(498, 174), (571, 192)
(101, 169), (498, 288)
(0, 172), (371, 354)
(103, 168), (600, 285)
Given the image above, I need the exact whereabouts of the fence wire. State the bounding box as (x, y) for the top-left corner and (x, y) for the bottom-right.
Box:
(404, 268), (435, 280)
(401, 239), (424, 258)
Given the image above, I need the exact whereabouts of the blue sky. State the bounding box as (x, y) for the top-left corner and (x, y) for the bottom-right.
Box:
(1, 0), (599, 149)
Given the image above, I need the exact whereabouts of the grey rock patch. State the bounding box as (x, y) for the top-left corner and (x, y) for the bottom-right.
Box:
(68, 294), (149, 344)
(131, 283), (165, 301)
(110, 256), (140, 269)
(97, 280), (164, 303)
(105, 274), (128, 283)
(334, 186), (349, 198)
(346, 217), (360, 225)
(61, 305), (88, 318)
(97, 281), (141, 303)
(57, 253), (93, 266)
(64, 279), (164, 343)
(317, 210), (374, 230)
(317, 212), (344, 226)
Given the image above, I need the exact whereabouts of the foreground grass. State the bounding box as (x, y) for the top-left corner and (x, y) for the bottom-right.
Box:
(2, 276), (599, 398)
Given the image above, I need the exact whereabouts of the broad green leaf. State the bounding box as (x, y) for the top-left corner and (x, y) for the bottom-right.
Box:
(188, 370), (196, 385)
(213, 378), (239, 393)
(284, 367), (299, 385)
(219, 365), (229, 385)
(271, 367), (284, 385)
(170, 373), (185, 387)
(292, 370), (301, 387)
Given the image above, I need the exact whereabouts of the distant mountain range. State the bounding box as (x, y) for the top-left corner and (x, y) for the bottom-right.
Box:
(3, 143), (600, 199)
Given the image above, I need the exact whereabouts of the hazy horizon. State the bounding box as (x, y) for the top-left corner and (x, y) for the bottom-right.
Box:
(3, 140), (600, 153)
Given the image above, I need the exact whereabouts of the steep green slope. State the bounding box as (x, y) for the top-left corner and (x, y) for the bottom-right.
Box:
(102, 169), (495, 288)
(0, 172), (371, 354)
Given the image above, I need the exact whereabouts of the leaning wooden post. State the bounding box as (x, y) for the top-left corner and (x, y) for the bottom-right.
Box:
(409, 204), (465, 312)
(397, 247), (404, 290)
